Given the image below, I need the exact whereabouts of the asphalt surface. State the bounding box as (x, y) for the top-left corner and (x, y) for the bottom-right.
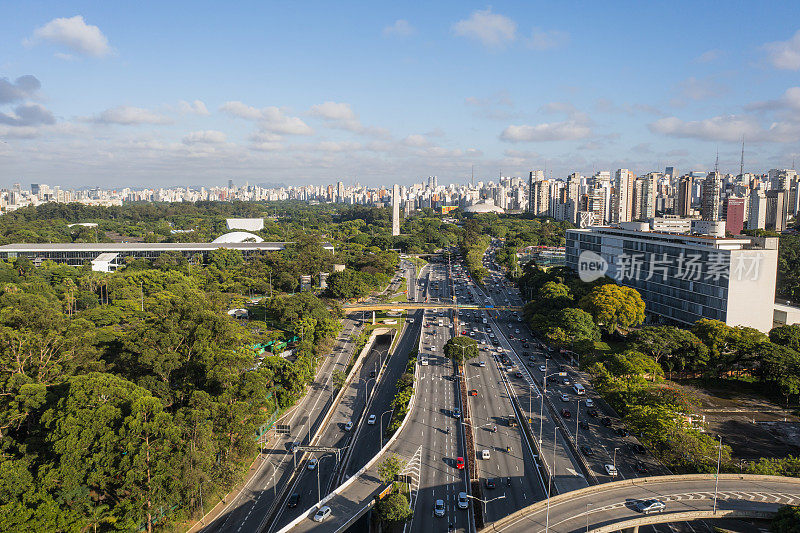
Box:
(198, 311), (366, 533)
(267, 260), (422, 531)
(492, 477), (800, 533)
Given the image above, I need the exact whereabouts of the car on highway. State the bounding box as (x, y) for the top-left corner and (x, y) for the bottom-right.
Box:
(601, 417), (613, 427)
(287, 492), (300, 508)
(581, 445), (594, 456)
(580, 420), (589, 430)
(588, 408), (599, 417)
(290, 441), (300, 452)
(307, 458), (318, 470)
(634, 499), (665, 514)
(458, 492), (469, 509)
(635, 461), (649, 474)
(456, 457), (465, 469)
(469, 389), (478, 396)
(560, 393), (569, 402)
(367, 414), (376, 425)
(453, 408), (461, 419)
(616, 427), (629, 437)
(539, 365), (546, 372)
(604, 464), (618, 476)
(485, 478), (496, 489)
(562, 377), (571, 385)
(481, 449), (491, 459)
(523, 342), (530, 348)
(514, 371), (523, 378)
(561, 408), (571, 418)
(313, 506), (332, 522)
(434, 499), (445, 517)
(344, 421), (353, 431)
(585, 398), (594, 407)
(479, 360), (486, 367)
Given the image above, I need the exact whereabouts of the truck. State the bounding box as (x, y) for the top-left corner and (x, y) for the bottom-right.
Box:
(508, 414), (517, 427)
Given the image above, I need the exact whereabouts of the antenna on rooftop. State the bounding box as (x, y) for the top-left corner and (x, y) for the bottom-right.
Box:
(740, 137), (745, 178)
(714, 148), (719, 174)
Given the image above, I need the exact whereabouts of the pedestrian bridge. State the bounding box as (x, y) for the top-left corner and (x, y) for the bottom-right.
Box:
(341, 302), (523, 313)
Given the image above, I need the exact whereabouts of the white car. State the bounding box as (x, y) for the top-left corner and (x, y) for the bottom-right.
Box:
(604, 464), (618, 476)
(434, 499), (445, 517)
(560, 393), (569, 402)
(344, 421), (353, 431)
(367, 415), (376, 425)
(313, 506), (331, 522)
(458, 492), (469, 509)
(481, 449), (491, 459)
(307, 458), (318, 470)
(585, 399), (595, 408)
(479, 361), (486, 367)
(539, 365), (546, 372)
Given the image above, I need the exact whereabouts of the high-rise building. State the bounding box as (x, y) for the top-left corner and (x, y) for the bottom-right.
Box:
(724, 197), (747, 236)
(392, 184), (400, 236)
(612, 169), (635, 223)
(748, 189), (767, 231)
(766, 190), (787, 232)
(566, 226), (778, 332)
(527, 170), (544, 214)
(531, 179), (550, 216)
(633, 174), (656, 221)
(701, 171), (722, 221)
(676, 176), (693, 217)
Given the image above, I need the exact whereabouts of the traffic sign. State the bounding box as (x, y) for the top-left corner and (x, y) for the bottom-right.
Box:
(276, 424), (291, 434)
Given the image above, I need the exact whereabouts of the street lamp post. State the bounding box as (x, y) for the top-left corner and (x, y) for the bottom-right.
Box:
(464, 493), (506, 522)
(585, 502), (592, 533)
(379, 410), (393, 449)
(713, 435), (723, 514)
(613, 447), (620, 473)
(539, 359), (548, 446)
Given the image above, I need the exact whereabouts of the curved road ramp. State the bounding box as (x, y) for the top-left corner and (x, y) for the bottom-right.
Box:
(482, 474), (800, 533)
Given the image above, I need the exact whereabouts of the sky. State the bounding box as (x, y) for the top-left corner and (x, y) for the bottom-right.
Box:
(1, 1), (800, 189)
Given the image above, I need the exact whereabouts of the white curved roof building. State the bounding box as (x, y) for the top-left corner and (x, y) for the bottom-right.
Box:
(212, 231), (264, 243)
(463, 201), (505, 214)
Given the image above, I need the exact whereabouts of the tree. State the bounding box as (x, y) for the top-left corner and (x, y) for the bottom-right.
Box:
(376, 492), (412, 523)
(770, 504), (800, 533)
(332, 370), (347, 390)
(770, 324), (800, 352)
(443, 336), (479, 363)
(629, 326), (709, 373)
(579, 284), (645, 334)
(377, 454), (405, 486)
(556, 308), (600, 345)
(759, 342), (800, 405)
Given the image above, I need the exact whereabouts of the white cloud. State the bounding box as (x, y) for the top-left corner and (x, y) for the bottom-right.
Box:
(220, 101), (313, 135)
(500, 121), (591, 142)
(694, 49), (721, 63)
(0, 75), (41, 104)
(763, 30), (800, 70)
(309, 101), (359, 129)
(676, 76), (726, 101)
(91, 105), (170, 125)
(527, 28), (569, 50)
(0, 104), (55, 127)
(178, 100), (210, 115)
(748, 86), (800, 112)
(648, 114), (800, 143)
(383, 19), (414, 37)
(182, 130), (226, 145)
(453, 8), (516, 48)
(28, 15), (112, 58)
(402, 134), (429, 147)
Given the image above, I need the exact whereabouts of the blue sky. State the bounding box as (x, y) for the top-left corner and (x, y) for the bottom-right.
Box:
(1, 1), (800, 188)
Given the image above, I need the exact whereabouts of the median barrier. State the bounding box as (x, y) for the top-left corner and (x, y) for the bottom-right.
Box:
(275, 316), (424, 533)
(589, 510), (775, 533)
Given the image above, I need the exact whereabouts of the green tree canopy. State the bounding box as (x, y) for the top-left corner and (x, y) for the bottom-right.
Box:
(579, 284), (645, 334)
(443, 336), (479, 363)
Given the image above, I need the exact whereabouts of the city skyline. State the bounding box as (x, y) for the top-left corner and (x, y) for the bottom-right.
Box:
(1, 2), (800, 187)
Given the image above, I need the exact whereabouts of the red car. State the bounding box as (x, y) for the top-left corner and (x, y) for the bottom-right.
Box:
(456, 457), (465, 470)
